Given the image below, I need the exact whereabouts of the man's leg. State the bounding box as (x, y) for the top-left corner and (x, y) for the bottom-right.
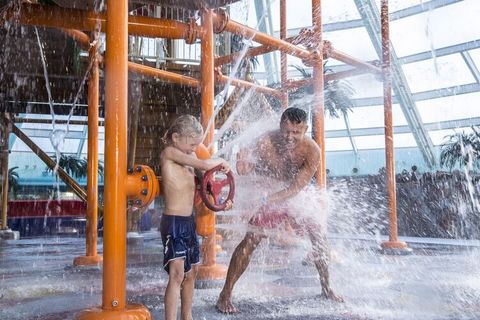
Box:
(180, 265), (198, 320)
(216, 232), (264, 313)
(164, 259), (185, 320)
(308, 229), (343, 302)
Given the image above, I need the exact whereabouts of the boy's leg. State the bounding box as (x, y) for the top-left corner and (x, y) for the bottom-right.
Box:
(180, 265), (198, 320)
(165, 259), (185, 320)
(308, 228), (343, 302)
(216, 232), (264, 313)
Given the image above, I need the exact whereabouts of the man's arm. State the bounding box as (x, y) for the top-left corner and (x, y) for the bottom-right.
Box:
(236, 134), (269, 175)
(267, 140), (320, 203)
(163, 146), (230, 172)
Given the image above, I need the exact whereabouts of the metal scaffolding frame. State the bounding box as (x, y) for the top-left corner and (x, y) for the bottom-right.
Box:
(354, 0), (437, 168)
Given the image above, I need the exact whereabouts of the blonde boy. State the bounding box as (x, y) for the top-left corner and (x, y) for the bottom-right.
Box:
(160, 115), (231, 320)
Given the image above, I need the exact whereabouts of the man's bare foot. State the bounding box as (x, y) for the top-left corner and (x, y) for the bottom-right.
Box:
(216, 295), (239, 314)
(321, 289), (344, 302)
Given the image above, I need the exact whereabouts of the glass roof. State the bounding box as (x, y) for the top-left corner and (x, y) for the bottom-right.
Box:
(8, 0), (480, 176)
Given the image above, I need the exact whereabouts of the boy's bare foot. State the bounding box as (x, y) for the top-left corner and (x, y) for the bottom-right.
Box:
(216, 296), (239, 314)
(321, 289), (344, 302)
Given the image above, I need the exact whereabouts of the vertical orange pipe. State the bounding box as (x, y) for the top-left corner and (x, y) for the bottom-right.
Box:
(201, 9), (215, 149)
(380, 0), (407, 250)
(200, 8), (216, 267)
(280, 0), (288, 108)
(311, 0), (326, 188)
(73, 33), (103, 267)
(0, 115), (10, 230)
(103, 0), (128, 310)
(86, 36), (100, 257)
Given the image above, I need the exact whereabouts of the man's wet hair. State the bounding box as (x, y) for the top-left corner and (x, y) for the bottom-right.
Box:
(280, 107), (307, 124)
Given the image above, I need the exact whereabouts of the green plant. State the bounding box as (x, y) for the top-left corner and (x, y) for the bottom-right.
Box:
(8, 166), (19, 198)
(440, 126), (480, 170)
(46, 155), (87, 178)
(288, 64), (355, 118)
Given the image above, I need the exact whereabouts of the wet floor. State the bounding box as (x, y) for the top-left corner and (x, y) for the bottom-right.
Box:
(1, 231), (479, 320)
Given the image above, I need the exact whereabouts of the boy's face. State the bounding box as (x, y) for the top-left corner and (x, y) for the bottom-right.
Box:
(172, 133), (202, 154)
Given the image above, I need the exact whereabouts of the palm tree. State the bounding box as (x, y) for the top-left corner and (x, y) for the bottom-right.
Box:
(440, 126), (480, 170)
(289, 64), (355, 118)
(8, 166), (19, 199)
(46, 154), (87, 178)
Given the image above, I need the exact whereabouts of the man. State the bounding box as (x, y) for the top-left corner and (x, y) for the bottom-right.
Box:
(216, 107), (342, 314)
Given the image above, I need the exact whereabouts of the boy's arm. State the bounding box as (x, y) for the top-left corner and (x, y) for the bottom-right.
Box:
(163, 146), (230, 172)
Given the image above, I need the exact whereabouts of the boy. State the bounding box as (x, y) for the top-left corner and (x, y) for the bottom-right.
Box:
(160, 115), (231, 320)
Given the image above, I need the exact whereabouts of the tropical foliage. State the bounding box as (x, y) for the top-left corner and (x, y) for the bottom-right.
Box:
(440, 126), (480, 170)
(8, 166), (19, 198)
(46, 155), (104, 179)
(289, 64), (355, 118)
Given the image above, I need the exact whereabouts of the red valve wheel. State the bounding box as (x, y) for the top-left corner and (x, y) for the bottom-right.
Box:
(200, 164), (235, 211)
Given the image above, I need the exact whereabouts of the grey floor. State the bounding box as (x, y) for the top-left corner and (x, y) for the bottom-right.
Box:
(1, 231), (480, 320)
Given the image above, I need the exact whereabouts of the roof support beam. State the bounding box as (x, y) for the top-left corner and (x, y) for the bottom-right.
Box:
(354, 0), (437, 168)
(254, 0), (279, 84)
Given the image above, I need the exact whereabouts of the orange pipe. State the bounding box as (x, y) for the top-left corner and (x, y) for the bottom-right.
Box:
(201, 10), (215, 149)
(280, 0), (288, 108)
(329, 49), (381, 74)
(214, 35), (298, 67)
(216, 73), (282, 100)
(198, 9), (226, 280)
(86, 34), (100, 260)
(380, 0), (407, 250)
(61, 28), (91, 47)
(212, 11), (311, 61)
(102, 0), (128, 311)
(311, 0), (326, 188)
(10, 3), (195, 40)
(282, 78), (313, 91)
(0, 116), (10, 230)
(128, 62), (200, 88)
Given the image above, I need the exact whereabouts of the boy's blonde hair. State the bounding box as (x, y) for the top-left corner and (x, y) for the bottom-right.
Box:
(163, 115), (204, 144)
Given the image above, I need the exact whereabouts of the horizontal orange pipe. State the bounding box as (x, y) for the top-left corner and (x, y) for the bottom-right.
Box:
(324, 67), (372, 81)
(282, 78), (313, 91)
(329, 49), (381, 74)
(9, 3), (194, 40)
(217, 74), (282, 99)
(212, 12), (311, 61)
(61, 28), (90, 46)
(215, 35), (297, 67)
(128, 62), (200, 87)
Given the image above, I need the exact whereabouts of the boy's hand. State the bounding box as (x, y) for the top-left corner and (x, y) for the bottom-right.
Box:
(224, 199), (233, 211)
(219, 160), (231, 173)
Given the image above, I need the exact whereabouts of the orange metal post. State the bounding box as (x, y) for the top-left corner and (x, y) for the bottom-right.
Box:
(76, 0), (150, 318)
(74, 34), (102, 267)
(329, 49), (381, 74)
(0, 114), (11, 230)
(311, 0), (326, 188)
(197, 8), (227, 281)
(380, 0), (408, 251)
(280, 0), (288, 108)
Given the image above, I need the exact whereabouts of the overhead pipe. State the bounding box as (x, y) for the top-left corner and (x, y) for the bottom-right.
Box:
(128, 62), (200, 87)
(212, 10), (312, 62)
(215, 69), (282, 100)
(8, 3), (200, 41)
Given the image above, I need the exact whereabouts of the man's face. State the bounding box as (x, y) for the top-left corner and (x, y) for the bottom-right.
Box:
(280, 120), (308, 150)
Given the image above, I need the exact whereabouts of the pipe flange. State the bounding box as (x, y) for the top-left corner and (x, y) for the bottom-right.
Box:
(213, 8), (229, 34)
(186, 18), (198, 45)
